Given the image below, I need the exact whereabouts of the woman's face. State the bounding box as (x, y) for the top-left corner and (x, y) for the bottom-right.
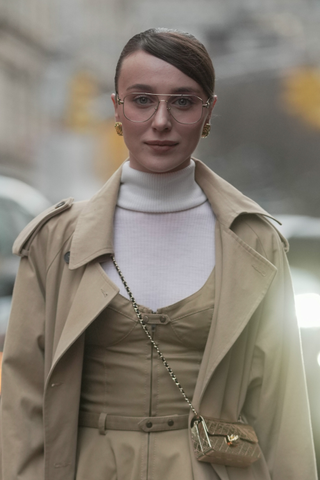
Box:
(112, 50), (216, 174)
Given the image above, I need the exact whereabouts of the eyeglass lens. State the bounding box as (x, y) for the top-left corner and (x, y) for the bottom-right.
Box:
(123, 93), (205, 124)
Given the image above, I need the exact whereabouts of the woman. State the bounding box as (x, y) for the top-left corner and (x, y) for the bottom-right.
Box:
(0, 28), (317, 480)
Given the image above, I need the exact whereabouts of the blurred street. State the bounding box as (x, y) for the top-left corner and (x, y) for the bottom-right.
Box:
(0, 0), (320, 475)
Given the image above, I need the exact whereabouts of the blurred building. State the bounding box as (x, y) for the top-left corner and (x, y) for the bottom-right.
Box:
(0, 0), (128, 199)
(0, 0), (56, 183)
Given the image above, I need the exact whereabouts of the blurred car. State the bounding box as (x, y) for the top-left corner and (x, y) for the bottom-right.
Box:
(0, 175), (50, 350)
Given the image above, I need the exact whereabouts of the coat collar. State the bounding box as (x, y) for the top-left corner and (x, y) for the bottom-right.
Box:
(69, 159), (280, 270)
(193, 158), (280, 229)
(69, 165), (122, 269)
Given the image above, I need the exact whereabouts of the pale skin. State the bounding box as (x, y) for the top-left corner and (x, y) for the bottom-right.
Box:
(112, 50), (217, 174)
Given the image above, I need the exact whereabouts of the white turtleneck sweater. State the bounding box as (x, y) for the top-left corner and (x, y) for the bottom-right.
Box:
(102, 160), (216, 311)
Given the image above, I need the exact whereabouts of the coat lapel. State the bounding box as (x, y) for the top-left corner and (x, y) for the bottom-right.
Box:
(191, 159), (280, 403)
(51, 262), (119, 369)
(50, 165), (124, 370)
(195, 221), (277, 403)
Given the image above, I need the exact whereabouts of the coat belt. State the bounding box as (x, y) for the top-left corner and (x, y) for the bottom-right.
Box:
(78, 411), (189, 435)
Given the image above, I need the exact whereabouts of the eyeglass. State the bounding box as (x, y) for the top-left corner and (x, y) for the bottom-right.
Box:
(117, 92), (211, 125)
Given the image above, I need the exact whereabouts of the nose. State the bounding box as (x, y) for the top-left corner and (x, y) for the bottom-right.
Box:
(151, 99), (172, 131)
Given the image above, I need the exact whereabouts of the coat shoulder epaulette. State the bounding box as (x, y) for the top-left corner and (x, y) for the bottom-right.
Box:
(13, 197), (74, 257)
(258, 214), (290, 253)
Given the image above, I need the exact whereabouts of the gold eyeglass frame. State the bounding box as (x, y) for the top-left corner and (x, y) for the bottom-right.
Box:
(116, 92), (211, 125)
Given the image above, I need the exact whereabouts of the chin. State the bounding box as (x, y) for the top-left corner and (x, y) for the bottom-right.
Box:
(129, 156), (191, 174)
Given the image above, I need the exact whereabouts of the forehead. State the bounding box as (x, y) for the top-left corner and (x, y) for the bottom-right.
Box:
(117, 50), (204, 96)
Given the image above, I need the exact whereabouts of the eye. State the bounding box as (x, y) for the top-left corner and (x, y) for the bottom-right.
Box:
(171, 96), (194, 108)
(132, 95), (155, 107)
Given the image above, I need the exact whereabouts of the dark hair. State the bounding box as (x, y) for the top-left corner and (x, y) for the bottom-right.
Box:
(114, 28), (215, 101)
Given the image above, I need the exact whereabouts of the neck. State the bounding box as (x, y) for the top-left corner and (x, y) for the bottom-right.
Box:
(117, 160), (207, 213)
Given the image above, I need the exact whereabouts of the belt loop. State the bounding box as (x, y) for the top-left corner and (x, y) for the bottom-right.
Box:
(98, 413), (107, 435)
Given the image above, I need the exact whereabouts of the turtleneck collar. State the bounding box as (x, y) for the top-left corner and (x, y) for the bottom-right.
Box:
(117, 160), (207, 213)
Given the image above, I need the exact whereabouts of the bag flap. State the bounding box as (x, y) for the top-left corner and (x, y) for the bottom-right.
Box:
(204, 418), (259, 444)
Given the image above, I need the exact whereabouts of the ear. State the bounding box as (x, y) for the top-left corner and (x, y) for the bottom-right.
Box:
(206, 95), (217, 123)
(111, 93), (121, 122)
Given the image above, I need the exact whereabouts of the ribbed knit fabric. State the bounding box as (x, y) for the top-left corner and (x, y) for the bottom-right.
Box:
(102, 160), (216, 311)
(117, 160), (207, 212)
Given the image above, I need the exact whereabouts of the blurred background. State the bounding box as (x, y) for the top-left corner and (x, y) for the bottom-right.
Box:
(0, 0), (319, 474)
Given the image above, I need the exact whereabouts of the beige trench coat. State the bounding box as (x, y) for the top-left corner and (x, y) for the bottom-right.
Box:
(0, 160), (317, 480)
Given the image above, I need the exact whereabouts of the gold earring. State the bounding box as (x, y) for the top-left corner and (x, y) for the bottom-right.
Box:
(114, 122), (123, 136)
(201, 123), (211, 138)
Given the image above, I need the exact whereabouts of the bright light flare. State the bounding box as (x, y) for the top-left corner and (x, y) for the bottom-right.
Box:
(295, 293), (320, 328)
(317, 352), (320, 368)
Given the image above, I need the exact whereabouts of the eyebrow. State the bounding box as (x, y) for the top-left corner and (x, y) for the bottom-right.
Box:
(126, 84), (202, 95)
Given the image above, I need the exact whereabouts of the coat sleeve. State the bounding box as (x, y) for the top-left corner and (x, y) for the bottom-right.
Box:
(243, 233), (318, 480)
(1, 253), (44, 480)
(0, 245), (46, 479)
(0, 199), (74, 479)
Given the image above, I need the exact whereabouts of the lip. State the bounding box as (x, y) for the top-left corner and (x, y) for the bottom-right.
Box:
(145, 140), (178, 146)
(145, 142), (178, 153)
(144, 140), (179, 153)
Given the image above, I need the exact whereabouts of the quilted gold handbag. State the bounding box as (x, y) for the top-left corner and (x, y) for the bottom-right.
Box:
(190, 415), (260, 467)
(112, 256), (261, 468)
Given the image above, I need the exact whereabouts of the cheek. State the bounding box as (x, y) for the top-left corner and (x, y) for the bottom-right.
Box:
(122, 121), (145, 146)
(184, 125), (203, 145)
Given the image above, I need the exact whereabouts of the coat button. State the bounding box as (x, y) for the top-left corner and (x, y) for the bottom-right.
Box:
(160, 316), (166, 323)
(146, 421), (153, 428)
(144, 316), (149, 323)
(55, 201), (65, 209)
(168, 420), (174, 427)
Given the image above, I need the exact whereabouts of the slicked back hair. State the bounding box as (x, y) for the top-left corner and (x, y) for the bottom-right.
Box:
(114, 28), (215, 101)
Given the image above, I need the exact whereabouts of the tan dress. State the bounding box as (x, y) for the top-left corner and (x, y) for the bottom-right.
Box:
(75, 269), (215, 480)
